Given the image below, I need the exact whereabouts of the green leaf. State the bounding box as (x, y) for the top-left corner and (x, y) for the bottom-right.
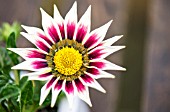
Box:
(0, 75), (8, 88)
(6, 32), (16, 48)
(0, 84), (20, 103)
(21, 81), (33, 105)
(19, 77), (33, 111)
(0, 48), (12, 69)
(6, 32), (19, 65)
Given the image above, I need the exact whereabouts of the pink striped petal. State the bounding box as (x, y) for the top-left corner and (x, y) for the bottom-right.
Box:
(100, 35), (123, 46)
(21, 32), (51, 54)
(85, 66), (115, 79)
(22, 25), (53, 45)
(83, 20), (112, 50)
(89, 59), (126, 71)
(64, 2), (77, 40)
(54, 5), (64, 25)
(63, 80), (75, 108)
(12, 59), (48, 71)
(73, 79), (92, 106)
(39, 77), (57, 105)
(51, 79), (63, 107)
(40, 8), (62, 43)
(28, 72), (53, 81)
(54, 5), (65, 39)
(79, 74), (105, 93)
(8, 48), (46, 60)
(88, 46), (125, 60)
(21, 67), (51, 80)
(74, 5), (91, 43)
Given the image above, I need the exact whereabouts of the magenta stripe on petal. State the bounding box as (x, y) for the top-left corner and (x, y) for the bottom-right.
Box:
(65, 81), (74, 94)
(89, 49), (104, 60)
(32, 61), (48, 69)
(67, 22), (76, 40)
(39, 73), (52, 78)
(38, 33), (53, 45)
(89, 62), (105, 69)
(48, 25), (60, 43)
(84, 34), (98, 48)
(28, 50), (46, 59)
(54, 80), (63, 90)
(81, 74), (93, 83)
(76, 25), (87, 43)
(46, 77), (57, 89)
(75, 79), (85, 92)
(36, 41), (49, 52)
(87, 68), (99, 75)
(58, 24), (65, 39)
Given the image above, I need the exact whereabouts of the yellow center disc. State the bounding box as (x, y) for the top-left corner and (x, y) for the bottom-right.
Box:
(53, 47), (83, 75)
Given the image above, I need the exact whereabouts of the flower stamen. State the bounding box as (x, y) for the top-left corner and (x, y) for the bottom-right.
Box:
(53, 47), (83, 75)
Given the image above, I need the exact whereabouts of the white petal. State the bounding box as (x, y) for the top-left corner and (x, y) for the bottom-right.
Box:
(88, 46), (126, 60)
(62, 80), (75, 108)
(79, 75), (106, 93)
(85, 66), (115, 79)
(22, 25), (44, 34)
(90, 59), (126, 71)
(101, 35), (123, 46)
(74, 5), (91, 42)
(22, 25), (53, 45)
(51, 78), (63, 107)
(64, 1), (77, 39)
(21, 32), (51, 54)
(7, 48), (45, 60)
(22, 68), (52, 81)
(39, 77), (57, 105)
(73, 80), (92, 107)
(40, 8), (62, 42)
(28, 74), (53, 81)
(54, 5), (64, 25)
(83, 20), (112, 50)
(11, 58), (48, 71)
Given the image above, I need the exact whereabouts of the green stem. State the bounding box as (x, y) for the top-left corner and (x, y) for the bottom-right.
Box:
(22, 104), (25, 112)
(13, 70), (19, 85)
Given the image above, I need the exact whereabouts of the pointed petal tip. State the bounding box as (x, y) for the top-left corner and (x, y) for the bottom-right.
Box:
(40, 7), (43, 12)
(39, 101), (43, 106)
(54, 4), (57, 8)
(54, 4), (58, 12)
(11, 66), (17, 70)
(102, 20), (113, 29)
(119, 46), (126, 49)
(88, 101), (92, 107)
(87, 5), (91, 10)
(7, 48), (13, 51)
(121, 67), (127, 71)
(21, 25), (30, 30)
(40, 8), (48, 16)
(101, 88), (106, 93)
(20, 32), (26, 36)
(120, 35), (123, 37)
(73, 1), (77, 5)
(89, 104), (92, 107)
(21, 25), (26, 28)
(108, 20), (113, 25)
(115, 35), (123, 38)
(111, 75), (116, 79)
(51, 103), (55, 108)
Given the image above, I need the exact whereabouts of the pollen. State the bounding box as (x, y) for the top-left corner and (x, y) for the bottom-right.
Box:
(53, 47), (83, 75)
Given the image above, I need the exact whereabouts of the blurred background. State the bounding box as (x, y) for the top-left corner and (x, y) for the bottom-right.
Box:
(0, 0), (170, 112)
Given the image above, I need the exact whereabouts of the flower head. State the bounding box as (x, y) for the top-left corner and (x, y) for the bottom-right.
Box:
(8, 2), (125, 108)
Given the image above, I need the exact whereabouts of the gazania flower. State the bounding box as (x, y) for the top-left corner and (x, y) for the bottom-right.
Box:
(8, 2), (125, 108)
